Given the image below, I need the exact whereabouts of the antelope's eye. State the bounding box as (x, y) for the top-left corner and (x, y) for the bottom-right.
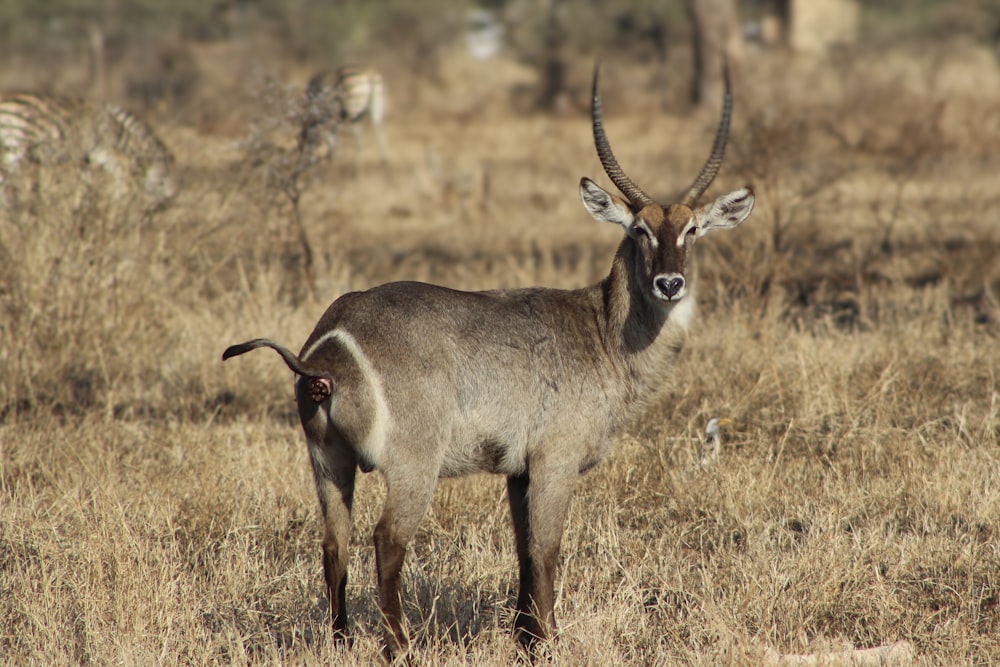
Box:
(686, 225), (698, 236)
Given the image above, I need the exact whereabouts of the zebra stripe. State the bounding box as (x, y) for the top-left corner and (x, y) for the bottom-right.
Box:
(298, 66), (387, 163)
(0, 94), (76, 165)
(0, 93), (174, 204)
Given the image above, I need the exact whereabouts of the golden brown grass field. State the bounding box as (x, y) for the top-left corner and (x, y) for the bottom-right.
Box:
(2, 11), (999, 666)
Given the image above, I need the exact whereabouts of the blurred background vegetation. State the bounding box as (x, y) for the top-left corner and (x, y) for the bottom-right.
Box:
(2, 0), (998, 116)
(3, 1), (999, 52)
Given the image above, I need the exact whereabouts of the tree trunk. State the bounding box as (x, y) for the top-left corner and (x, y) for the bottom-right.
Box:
(688, 0), (744, 106)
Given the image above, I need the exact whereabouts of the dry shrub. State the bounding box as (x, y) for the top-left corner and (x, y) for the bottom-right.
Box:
(0, 162), (170, 417)
(230, 73), (322, 304)
(0, 73), (340, 420)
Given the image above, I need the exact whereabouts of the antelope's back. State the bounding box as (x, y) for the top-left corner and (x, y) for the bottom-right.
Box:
(300, 282), (619, 475)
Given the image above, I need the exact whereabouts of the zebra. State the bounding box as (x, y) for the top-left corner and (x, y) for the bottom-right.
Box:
(298, 66), (387, 167)
(0, 93), (175, 207)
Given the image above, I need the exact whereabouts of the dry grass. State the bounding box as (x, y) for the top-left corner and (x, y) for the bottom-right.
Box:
(2, 40), (999, 665)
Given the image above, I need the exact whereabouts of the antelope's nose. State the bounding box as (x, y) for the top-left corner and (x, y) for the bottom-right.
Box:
(654, 274), (685, 300)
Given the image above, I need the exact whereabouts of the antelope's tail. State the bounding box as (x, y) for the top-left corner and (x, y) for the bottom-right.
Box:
(223, 338), (335, 403)
(223, 338), (304, 371)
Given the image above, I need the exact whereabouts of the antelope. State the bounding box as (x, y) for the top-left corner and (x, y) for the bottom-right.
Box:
(223, 64), (753, 659)
(0, 92), (175, 207)
(297, 66), (387, 167)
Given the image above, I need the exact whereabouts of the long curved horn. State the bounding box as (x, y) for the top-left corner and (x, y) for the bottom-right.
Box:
(591, 63), (654, 208)
(681, 62), (733, 207)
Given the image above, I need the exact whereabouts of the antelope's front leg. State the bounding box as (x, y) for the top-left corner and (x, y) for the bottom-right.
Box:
(506, 465), (577, 653)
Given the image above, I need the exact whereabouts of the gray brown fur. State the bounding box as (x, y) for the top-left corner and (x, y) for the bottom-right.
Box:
(223, 66), (754, 660)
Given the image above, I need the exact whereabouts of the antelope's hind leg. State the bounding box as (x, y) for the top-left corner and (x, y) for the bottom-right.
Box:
(299, 394), (357, 644)
(373, 461), (439, 661)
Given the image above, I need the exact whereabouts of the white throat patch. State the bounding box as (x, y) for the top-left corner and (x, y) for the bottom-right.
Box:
(668, 293), (696, 332)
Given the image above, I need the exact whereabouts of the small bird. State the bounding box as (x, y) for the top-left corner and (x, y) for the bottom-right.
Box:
(699, 417), (733, 466)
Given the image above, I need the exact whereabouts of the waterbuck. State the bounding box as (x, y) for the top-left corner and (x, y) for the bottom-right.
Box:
(223, 65), (754, 659)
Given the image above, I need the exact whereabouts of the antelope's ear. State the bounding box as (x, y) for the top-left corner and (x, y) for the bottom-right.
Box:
(694, 187), (754, 235)
(580, 177), (635, 231)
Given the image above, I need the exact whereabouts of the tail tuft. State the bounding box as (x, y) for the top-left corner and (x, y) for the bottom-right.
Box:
(222, 339), (275, 361)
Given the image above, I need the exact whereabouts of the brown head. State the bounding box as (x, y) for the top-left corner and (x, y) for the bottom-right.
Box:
(579, 63), (754, 305)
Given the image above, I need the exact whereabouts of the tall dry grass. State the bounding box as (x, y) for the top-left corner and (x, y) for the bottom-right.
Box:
(1, 41), (999, 665)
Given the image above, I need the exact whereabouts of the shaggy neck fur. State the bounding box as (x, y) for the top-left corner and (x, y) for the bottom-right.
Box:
(596, 236), (696, 423)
